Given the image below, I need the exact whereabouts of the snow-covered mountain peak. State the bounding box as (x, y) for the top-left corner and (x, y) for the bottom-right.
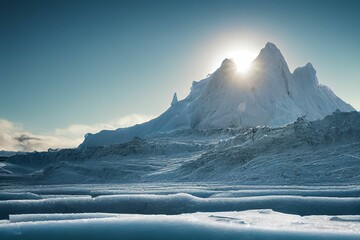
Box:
(294, 62), (316, 77)
(304, 62), (316, 71)
(171, 92), (178, 106)
(293, 62), (319, 87)
(217, 58), (237, 74)
(79, 42), (355, 147)
(220, 58), (236, 68)
(255, 42), (290, 73)
(258, 42), (285, 60)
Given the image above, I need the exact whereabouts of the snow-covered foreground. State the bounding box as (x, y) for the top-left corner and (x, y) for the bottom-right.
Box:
(1, 211), (360, 240)
(0, 184), (359, 239)
(1, 112), (359, 238)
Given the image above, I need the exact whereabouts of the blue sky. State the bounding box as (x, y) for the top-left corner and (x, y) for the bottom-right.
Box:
(1, 0), (359, 150)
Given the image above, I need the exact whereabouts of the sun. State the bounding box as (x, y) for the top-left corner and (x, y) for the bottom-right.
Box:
(231, 50), (257, 74)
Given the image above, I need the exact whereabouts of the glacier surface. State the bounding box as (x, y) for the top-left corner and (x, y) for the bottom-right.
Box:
(0, 184), (359, 239)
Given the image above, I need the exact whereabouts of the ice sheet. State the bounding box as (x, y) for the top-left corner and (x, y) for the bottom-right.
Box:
(0, 210), (359, 240)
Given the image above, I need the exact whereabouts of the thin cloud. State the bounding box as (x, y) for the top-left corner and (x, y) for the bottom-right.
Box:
(0, 114), (155, 152)
(14, 134), (41, 143)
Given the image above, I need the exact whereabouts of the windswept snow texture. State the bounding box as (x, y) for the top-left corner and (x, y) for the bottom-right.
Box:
(1, 114), (359, 239)
(0, 184), (360, 239)
(81, 42), (354, 147)
(1, 111), (360, 185)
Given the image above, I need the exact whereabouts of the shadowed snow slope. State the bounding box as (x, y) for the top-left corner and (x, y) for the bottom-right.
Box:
(1, 111), (359, 185)
(80, 42), (354, 147)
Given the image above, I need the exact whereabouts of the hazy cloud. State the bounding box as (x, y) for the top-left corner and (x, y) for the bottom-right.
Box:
(0, 114), (155, 152)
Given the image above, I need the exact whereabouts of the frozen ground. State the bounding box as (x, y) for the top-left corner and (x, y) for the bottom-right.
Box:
(0, 184), (359, 239)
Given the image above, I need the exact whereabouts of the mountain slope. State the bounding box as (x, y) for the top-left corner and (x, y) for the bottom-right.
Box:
(80, 42), (354, 147)
(2, 111), (359, 185)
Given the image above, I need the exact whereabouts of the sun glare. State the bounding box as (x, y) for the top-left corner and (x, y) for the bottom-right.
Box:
(231, 50), (257, 74)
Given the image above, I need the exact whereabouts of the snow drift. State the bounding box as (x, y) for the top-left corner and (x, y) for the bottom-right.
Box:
(1, 210), (360, 240)
(1, 184), (359, 239)
(0, 193), (359, 219)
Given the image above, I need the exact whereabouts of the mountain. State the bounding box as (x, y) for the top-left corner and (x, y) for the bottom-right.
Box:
(80, 42), (354, 148)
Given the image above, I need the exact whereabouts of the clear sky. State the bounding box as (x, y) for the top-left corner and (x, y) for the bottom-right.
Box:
(1, 0), (359, 151)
